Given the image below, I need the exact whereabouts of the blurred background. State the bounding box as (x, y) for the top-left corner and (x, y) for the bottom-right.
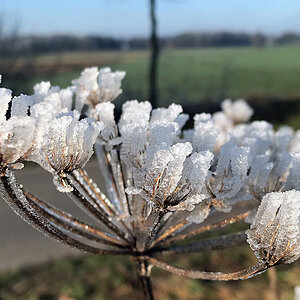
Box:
(0, 0), (300, 299)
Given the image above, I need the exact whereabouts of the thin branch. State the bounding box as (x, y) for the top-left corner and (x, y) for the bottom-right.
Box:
(108, 149), (130, 215)
(0, 170), (130, 255)
(94, 144), (122, 213)
(151, 231), (247, 255)
(147, 256), (267, 281)
(151, 219), (188, 247)
(163, 211), (251, 245)
(74, 168), (116, 215)
(23, 189), (128, 248)
(72, 170), (135, 241)
(66, 175), (133, 245)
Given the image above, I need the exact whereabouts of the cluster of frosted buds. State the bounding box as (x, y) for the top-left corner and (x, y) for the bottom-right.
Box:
(247, 190), (300, 266)
(0, 67), (299, 297)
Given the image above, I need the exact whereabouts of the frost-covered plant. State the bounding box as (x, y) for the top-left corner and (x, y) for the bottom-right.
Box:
(0, 67), (299, 299)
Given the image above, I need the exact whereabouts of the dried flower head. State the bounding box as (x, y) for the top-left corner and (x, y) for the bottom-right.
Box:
(247, 190), (300, 266)
(36, 111), (103, 192)
(0, 79), (36, 169)
(72, 67), (126, 112)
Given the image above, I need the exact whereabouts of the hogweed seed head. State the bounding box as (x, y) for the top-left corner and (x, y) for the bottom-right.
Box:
(0, 67), (299, 286)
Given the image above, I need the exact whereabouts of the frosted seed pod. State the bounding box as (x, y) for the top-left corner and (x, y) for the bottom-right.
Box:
(0, 116), (36, 168)
(0, 81), (12, 124)
(221, 98), (253, 123)
(285, 153), (300, 191)
(246, 190), (300, 266)
(37, 111), (103, 192)
(72, 67), (126, 113)
(97, 67), (126, 103)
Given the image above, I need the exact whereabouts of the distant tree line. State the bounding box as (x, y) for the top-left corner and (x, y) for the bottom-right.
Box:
(1, 31), (300, 56)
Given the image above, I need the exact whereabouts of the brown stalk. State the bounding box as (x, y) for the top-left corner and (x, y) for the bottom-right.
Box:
(150, 231), (247, 255)
(147, 256), (267, 281)
(76, 168), (115, 215)
(66, 177), (133, 245)
(72, 171), (135, 242)
(23, 189), (128, 248)
(151, 220), (188, 247)
(163, 210), (251, 245)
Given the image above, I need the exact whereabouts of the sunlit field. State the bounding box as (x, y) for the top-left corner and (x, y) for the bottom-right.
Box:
(3, 45), (300, 105)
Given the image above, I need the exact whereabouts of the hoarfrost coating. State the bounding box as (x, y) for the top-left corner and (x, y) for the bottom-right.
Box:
(0, 66), (299, 285)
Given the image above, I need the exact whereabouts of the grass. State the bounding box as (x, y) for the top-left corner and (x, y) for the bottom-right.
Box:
(116, 46), (300, 106)
(3, 45), (300, 107)
(0, 245), (299, 299)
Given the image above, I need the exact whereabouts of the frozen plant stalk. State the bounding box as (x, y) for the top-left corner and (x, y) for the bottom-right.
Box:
(0, 68), (299, 300)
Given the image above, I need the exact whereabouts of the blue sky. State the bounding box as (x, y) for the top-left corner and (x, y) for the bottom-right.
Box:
(1, 0), (300, 37)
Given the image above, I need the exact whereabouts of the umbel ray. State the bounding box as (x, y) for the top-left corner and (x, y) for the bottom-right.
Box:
(0, 69), (299, 299)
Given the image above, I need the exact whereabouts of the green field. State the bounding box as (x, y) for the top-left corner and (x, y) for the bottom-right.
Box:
(3, 45), (300, 107)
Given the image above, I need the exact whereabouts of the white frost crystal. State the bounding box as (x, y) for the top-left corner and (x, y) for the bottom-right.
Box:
(98, 67), (126, 103)
(0, 76), (12, 125)
(247, 190), (300, 265)
(221, 98), (253, 123)
(0, 78), (36, 168)
(73, 67), (125, 112)
(0, 116), (36, 167)
(37, 112), (103, 192)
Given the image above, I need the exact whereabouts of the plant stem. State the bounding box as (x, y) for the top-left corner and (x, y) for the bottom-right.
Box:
(147, 256), (267, 281)
(151, 231), (247, 255)
(136, 257), (154, 300)
(268, 267), (280, 300)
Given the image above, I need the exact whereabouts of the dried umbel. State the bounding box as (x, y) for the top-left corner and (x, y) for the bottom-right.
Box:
(0, 67), (299, 299)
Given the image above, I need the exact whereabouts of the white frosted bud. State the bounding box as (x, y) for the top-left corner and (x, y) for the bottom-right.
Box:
(150, 103), (183, 123)
(11, 95), (33, 117)
(95, 102), (116, 141)
(97, 67), (126, 103)
(193, 113), (219, 152)
(37, 112), (103, 192)
(119, 100), (151, 133)
(285, 153), (300, 191)
(33, 81), (51, 96)
(0, 116), (36, 167)
(247, 190), (300, 266)
(73, 67), (125, 112)
(187, 151), (214, 193)
(0, 84), (12, 124)
(221, 99), (253, 123)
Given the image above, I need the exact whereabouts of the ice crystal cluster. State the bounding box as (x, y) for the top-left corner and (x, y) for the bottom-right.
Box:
(0, 67), (299, 287)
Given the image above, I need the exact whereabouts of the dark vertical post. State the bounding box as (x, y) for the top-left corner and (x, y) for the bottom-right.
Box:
(149, 0), (159, 108)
